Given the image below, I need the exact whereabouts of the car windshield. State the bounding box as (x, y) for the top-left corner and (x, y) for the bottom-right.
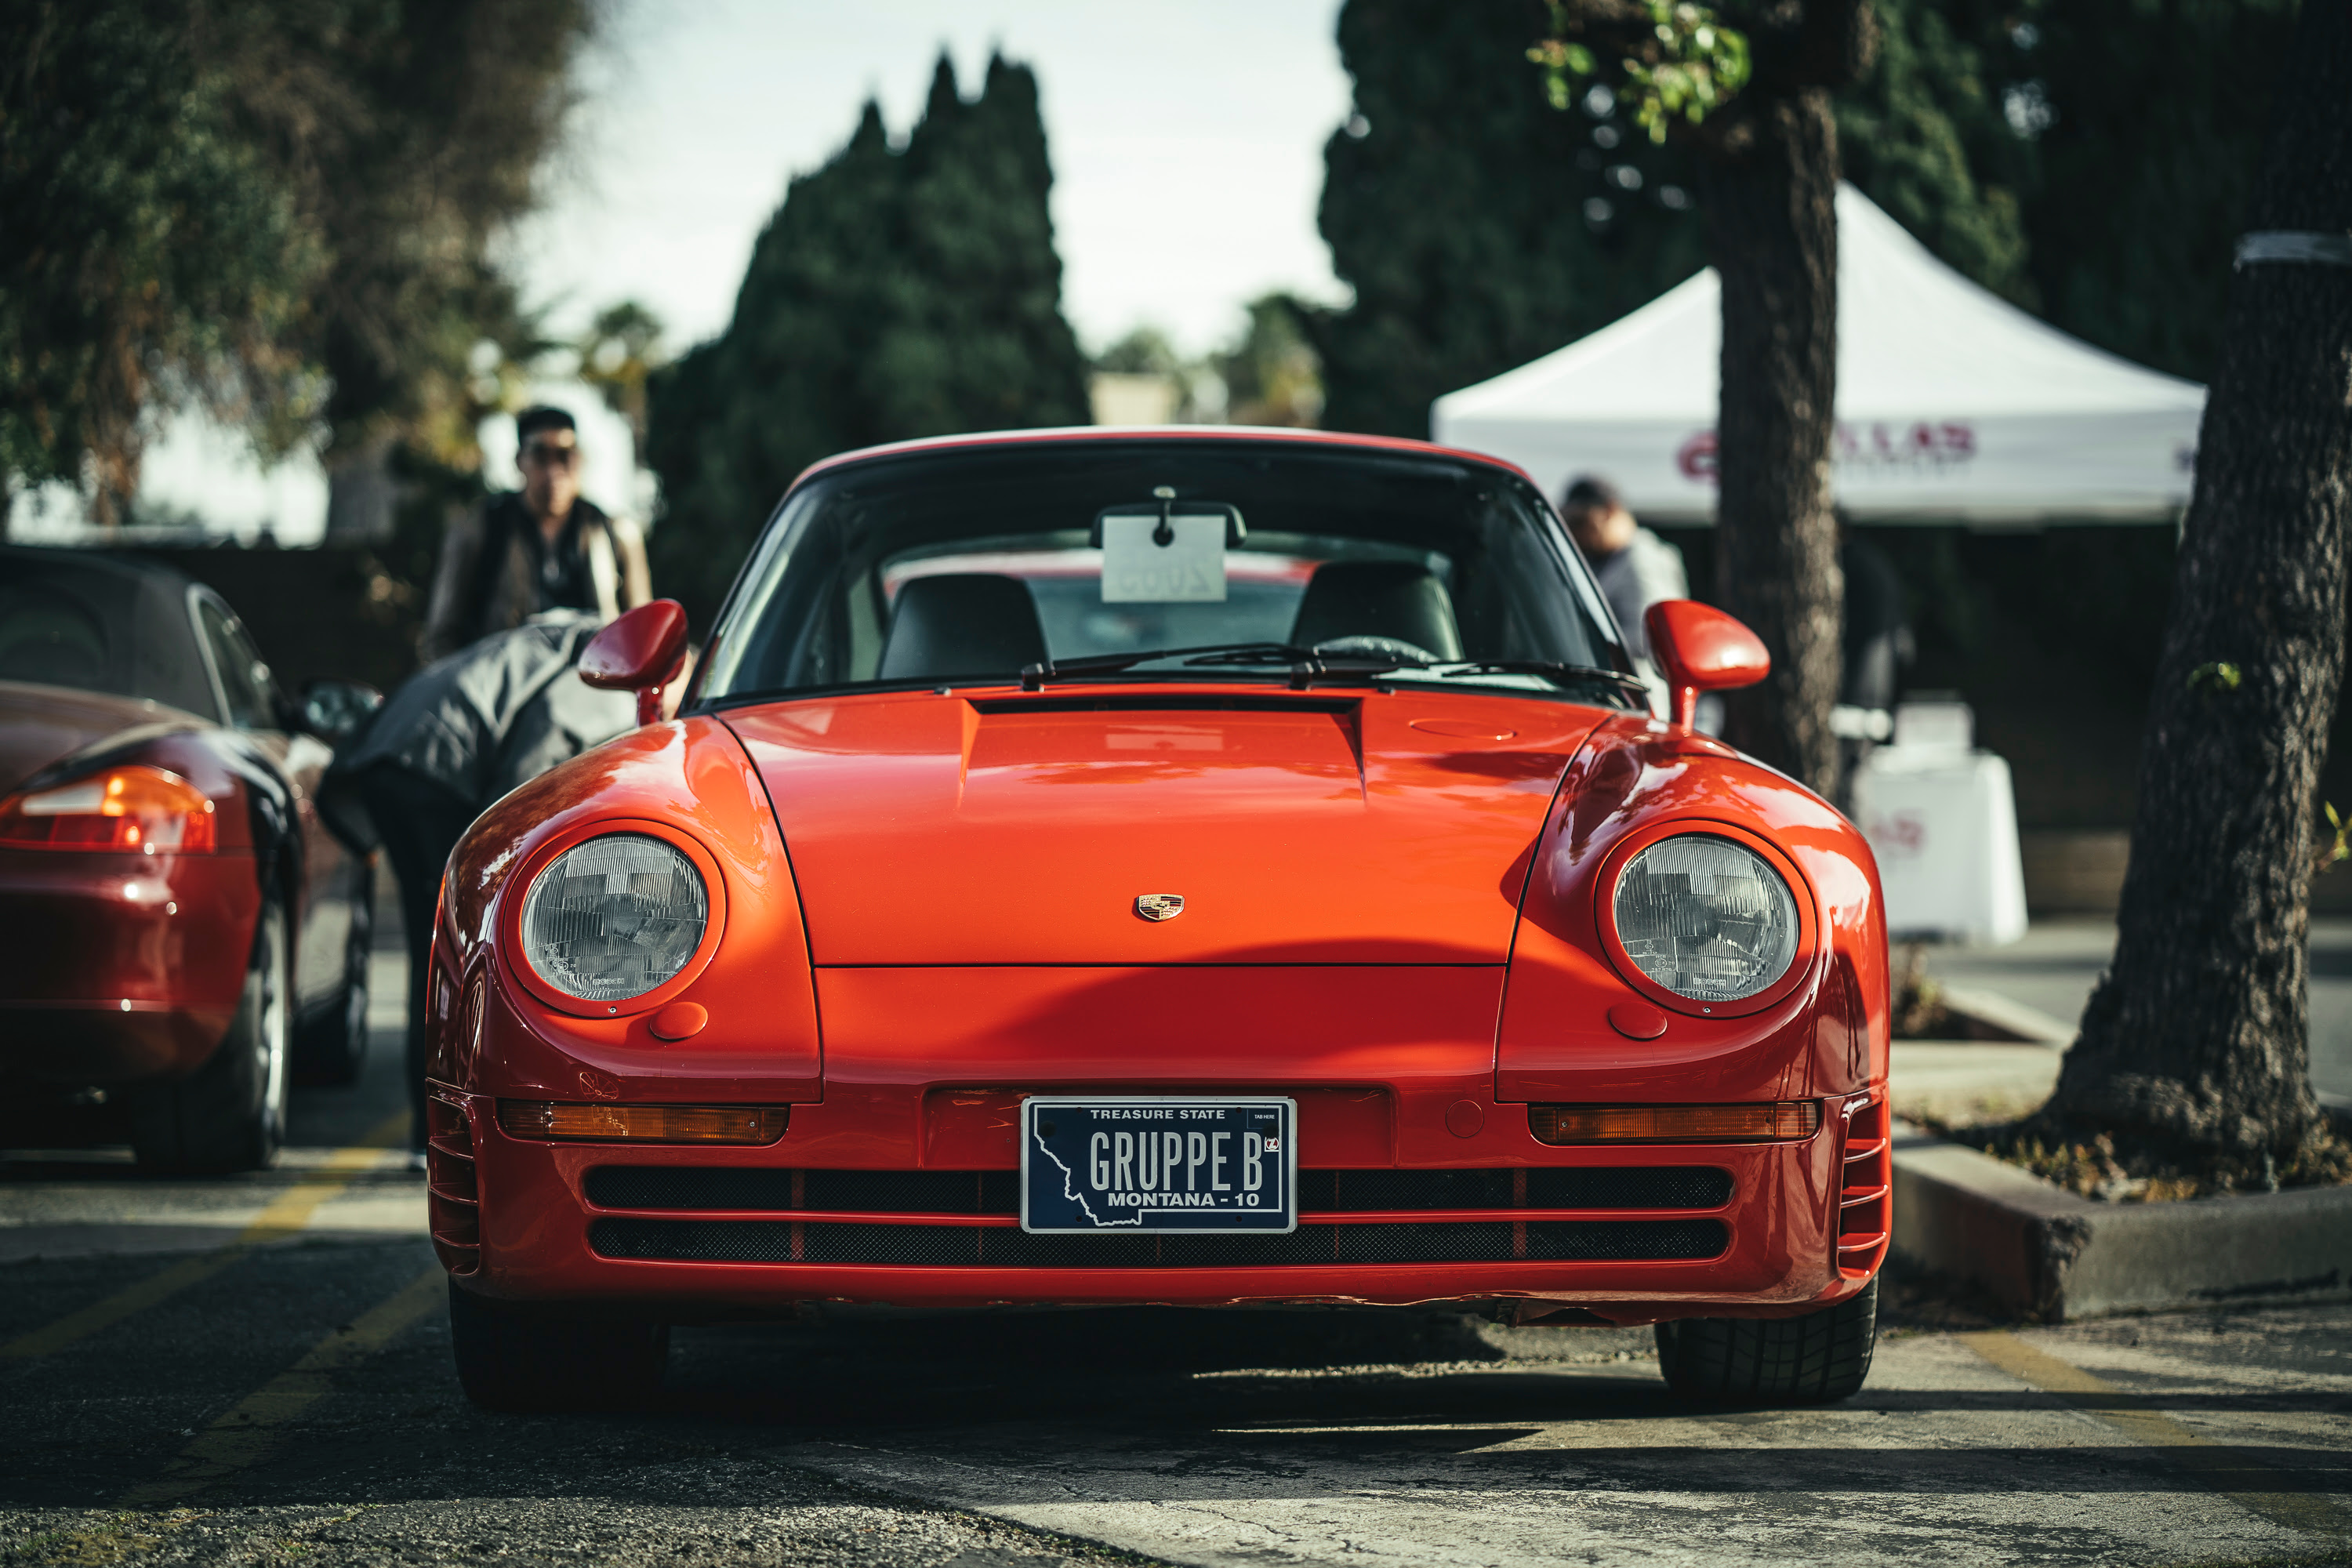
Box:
(694, 439), (1635, 707)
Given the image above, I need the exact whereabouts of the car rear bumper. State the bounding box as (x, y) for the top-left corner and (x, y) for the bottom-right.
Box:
(0, 1003), (241, 1086)
(432, 1089), (1888, 1323)
(0, 848), (257, 1084)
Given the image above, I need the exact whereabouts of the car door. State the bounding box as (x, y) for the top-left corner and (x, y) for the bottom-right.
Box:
(191, 591), (357, 1012)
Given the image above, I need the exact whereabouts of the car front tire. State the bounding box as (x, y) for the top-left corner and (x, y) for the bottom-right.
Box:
(1654, 1277), (1878, 1404)
(448, 1281), (670, 1412)
(128, 897), (289, 1173)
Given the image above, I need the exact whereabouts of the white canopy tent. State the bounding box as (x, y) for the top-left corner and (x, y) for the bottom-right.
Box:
(1432, 186), (2205, 524)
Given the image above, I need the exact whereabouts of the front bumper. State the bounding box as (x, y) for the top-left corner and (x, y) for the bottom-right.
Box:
(432, 1088), (1886, 1323)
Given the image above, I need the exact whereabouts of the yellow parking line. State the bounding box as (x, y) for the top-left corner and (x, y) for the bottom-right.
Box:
(1, 1108), (411, 1361)
(118, 1262), (445, 1508)
(1965, 1329), (2348, 1541)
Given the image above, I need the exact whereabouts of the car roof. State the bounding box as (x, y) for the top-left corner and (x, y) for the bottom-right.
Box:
(789, 425), (1545, 494)
(0, 543), (200, 591)
(0, 546), (223, 720)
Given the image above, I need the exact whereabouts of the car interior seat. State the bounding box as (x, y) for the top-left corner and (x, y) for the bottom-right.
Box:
(1287, 561), (1465, 662)
(877, 573), (1049, 681)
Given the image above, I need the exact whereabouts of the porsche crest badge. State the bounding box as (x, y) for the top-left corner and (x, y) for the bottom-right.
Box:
(1134, 894), (1185, 922)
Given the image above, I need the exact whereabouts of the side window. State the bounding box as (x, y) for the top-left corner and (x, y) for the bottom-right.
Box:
(196, 598), (277, 730)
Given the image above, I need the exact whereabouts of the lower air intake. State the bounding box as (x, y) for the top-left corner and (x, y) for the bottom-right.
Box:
(583, 1165), (1733, 1215)
(588, 1218), (1729, 1267)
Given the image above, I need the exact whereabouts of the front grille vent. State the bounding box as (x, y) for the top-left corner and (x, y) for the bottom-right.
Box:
(589, 1218), (1729, 1268)
(970, 695), (1356, 717)
(584, 1165), (1732, 1215)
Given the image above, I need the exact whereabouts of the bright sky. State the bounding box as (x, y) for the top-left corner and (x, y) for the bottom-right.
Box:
(518, 0), (1355, 358)
(20, 0), (1354, 543)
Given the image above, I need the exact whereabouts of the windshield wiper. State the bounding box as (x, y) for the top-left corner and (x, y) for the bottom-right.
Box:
(1020, 643), (1322, 689)
(1428, 660), (1650, 699)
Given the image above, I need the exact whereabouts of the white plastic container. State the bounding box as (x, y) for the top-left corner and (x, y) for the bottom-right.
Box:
(1848, 700), (2030, 946)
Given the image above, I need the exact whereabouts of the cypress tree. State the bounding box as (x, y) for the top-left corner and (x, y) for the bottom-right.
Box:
(646, 53), (1088, 621)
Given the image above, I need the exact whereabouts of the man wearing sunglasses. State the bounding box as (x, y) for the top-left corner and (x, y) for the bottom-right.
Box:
(419, 406), (652, 661)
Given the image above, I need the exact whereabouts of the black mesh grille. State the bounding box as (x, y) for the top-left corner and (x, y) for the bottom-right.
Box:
(588, 1218), (1729, 1267)
(584, 1167), (1023, 1214)
(1294, 1167), (1730, 1211)
(587, 1166), (1731, 1215)
(1526, 1167), (1732, 1210)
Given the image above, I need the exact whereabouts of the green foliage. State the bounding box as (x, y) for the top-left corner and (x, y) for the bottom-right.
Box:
(1214, 295), (1325, 428)
(1319, 0), (2216, 437)
(291, 0), (593, 463)
(2187, 660), (2243, 694)
(1832, 0), (2034, 303)
(2003, 0), (2299, 383)
(577, 301), (667, 464)
(0, 2), (322, 514)
(1529, 0), (1752, 143)
(1313, 0), (1709, 438)
(1093, 327), (1185, 378)
(0, 0), (593, 520)
(645, 55), (1091, 622)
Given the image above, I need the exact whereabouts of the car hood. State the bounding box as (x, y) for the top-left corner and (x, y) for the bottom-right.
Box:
(724, 688), (1611, 964)
(0, 681), (202, 797)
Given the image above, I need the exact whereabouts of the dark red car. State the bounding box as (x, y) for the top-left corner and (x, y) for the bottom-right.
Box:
(0, 546), (378, 1171)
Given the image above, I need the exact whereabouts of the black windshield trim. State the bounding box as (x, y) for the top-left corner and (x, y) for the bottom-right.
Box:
(692, 668), (1629, 717)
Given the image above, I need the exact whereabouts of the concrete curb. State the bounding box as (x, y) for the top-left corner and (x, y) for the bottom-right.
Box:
(1890, 1126), (2352, 1320)
(1933, 983), (2075, 1045)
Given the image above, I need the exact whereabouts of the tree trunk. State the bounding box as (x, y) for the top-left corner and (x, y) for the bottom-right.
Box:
(2052, 0), (2352, 1160)
(1700, 91), (1844, 800)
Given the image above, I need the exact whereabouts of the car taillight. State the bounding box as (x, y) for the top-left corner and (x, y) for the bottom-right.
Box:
(0, 766), (217, 853)
(495, 1101), (788, 1144)
(1530, 1101), (1820, 1144)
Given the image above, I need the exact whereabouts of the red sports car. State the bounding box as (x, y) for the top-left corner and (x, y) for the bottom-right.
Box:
(426, 430), (1891, 1410)
(0, 547), (379, 1171)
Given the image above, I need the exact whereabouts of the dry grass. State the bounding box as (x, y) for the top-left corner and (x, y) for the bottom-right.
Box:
(1915, 1112), (2352, 1202)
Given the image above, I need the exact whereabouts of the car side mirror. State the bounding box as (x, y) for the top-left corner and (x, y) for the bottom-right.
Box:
(1642, 600), (1769, 730)
(299, 678), (383, 744)
(579, 600), (691, 727)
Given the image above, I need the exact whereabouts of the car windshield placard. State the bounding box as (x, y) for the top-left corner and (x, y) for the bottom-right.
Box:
(1021, 1095), (1295, 1234)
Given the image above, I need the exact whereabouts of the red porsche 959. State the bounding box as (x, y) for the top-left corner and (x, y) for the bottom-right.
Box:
(425, 430), (1892, 1410)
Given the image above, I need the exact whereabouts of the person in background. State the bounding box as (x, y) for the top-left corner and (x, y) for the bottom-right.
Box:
(1834, 514), (1915, 804)
(1559, 474), (1693, 720)
(419, 406), (652, 661)
(318, 615), (643, 1163)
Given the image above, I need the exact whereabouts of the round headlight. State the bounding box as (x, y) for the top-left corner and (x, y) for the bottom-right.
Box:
(521, 833), (709, 1003)
(1612, 834), (1799, 1003)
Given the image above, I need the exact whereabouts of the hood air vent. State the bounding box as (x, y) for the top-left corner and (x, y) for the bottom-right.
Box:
(969, 695), (1357, 717)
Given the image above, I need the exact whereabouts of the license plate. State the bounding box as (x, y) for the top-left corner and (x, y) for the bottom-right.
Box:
(1021, 1096), (1296, 1234)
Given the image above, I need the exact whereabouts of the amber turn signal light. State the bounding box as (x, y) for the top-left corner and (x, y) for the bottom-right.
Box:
(496, 1101), (788, 1144)
(1530, 1101), (1820, 1144)
(0, 765), (216, 853)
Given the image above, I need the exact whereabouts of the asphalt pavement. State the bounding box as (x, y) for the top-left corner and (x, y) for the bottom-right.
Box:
(5, 895), (2350, 1566)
